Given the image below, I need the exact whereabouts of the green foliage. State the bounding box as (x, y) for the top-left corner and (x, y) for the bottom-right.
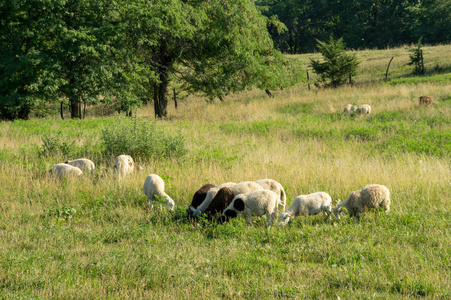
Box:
(310, 37), (360, 88)
(38, 132), (79, 158)
(407, 38), (425, 75)
(101, 118), (186, 160)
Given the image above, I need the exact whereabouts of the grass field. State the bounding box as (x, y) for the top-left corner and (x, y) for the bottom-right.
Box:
(1, 45), (450, 299)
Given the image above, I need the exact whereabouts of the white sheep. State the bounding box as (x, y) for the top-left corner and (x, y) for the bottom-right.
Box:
(193, 181), (263, 217)
(342, 104), (357, 115)
(65, 158), (95, 177)
(333, 184), (390, 219)
(356, 104), (371, 115)
(279, 192), (332, 225)
(255, 179), (287, 210)
(143, 174), (175, 211)
(51, 163), (83, 180)
(221, 190), (279, 227)
(114, 155), (142, 179)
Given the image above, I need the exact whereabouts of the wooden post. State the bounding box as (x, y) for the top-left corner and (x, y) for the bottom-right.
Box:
(60, 102), (64, 120)
(385, 57), (394, 81)
(307, 70), (310, 90)
(173, 88), (178, 109)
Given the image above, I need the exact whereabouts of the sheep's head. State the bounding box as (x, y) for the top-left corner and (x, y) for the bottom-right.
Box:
(218, 209), (237, 224)
(333, 206), (343, 219)
(167, 198), (175, 211)
(279, 212), (290, 225)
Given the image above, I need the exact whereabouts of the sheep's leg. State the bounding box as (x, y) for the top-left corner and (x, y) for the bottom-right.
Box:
(148, 196), (153, 209)
(324, 208), (332, 219)
(248, 216), (253, 227)
(265, 213), (272, 227)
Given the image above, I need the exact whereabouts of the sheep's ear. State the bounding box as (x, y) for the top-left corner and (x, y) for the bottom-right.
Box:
(233, 198), (245, 211)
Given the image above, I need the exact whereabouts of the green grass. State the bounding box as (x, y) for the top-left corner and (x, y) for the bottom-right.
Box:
(1, 44), (451, 299)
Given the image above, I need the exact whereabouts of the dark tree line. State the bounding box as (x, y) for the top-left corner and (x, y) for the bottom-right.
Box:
(256, 0), (451, 53)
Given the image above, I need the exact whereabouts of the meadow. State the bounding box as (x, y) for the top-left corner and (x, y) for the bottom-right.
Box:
(1, 45), (450, 299)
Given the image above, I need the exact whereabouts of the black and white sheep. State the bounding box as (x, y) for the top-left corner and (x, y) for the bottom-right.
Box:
(143, 174), (175, 211)
(114, 155), (142, 179)
(187, 183), (215, 215)
(255, 179), (287, 210)
(65, 158), (95, 178)
(220, 190), (279, 227)
(51, 163), (83, 180)
(333, 184), (390, 219)
(202, 187), (235, 219)
(193, 181), (264, 217)
(279, 192), (332, 225)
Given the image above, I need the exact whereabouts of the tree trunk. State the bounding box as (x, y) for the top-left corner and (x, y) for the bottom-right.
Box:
(69, 96), (81, 119)
(154, 73), (169, 118)
(60, 101), (64, 120)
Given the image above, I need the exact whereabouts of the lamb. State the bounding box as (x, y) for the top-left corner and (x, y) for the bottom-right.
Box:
(65, 158), (95, 177)
(356, 104), (371, 115)
(419, 96), (434, 106)
(255, 179), (287, 210)
(333, 184), (390, 220)
(193, 181), (264, 217)
(279, 192), (332, 225)
(143, 174), (175, 211)
(114, 155), (142, 179)
(342, 104), (357, 115)
(202, 187), (235, 219)
(220, 190), (279, 227)
(51, 163), (83, 180)
(187, 183), (215, 215)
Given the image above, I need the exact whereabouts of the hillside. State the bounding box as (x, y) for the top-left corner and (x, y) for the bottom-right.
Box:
(0, 45), (450, 298)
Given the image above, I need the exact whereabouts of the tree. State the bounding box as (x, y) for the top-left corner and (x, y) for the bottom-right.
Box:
(310, 37), (359, 88)
(407, 38), (425, 75)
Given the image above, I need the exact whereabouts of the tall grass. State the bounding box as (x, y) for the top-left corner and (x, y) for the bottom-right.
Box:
(1, 45), (450, 298)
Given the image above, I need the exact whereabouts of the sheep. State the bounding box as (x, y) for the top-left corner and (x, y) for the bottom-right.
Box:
(187, 183), (215, 215)
(342, 104), (357, 115)
(193, 181), (264, 217)
(220, 190), (279, 227)
(51, 163), (83, 180)
(255, 179), (287, 210)
(333, 184), (390, 220)
(202, 187), (235, 219)
(143, 174), (175, 211)
(114, 155), (142, 179)
(419, 96), (434, 106)
(279, 192), (332, 225)
(356, 104), (371, 115)
(64, 158), (95, 178)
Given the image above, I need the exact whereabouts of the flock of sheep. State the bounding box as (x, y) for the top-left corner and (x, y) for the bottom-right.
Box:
(51, 156), (391, 226)
(342, 95), (434, 116)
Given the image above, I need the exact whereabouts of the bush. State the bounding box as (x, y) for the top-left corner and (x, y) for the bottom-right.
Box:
(101, 118), (187, 160)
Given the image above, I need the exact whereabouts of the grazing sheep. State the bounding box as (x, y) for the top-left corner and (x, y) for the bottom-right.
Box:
(356, 104), (371, 115)
(193, 181), (264, 217)
(419, 96), (434, 106)
(255, 179), (287, 210)
(279, 192), (332, 225)
(114, 155), (142, 179)
(51, 163), (83, 180)
(187, 183), (215, 215)
(343, 104), (357, 115)
(202, 187), (235, 219)
(143, 174), (175, 211)
(65, 158), (95, 177)
(333, 184), (390, 220)
(220, 190), (279, 227)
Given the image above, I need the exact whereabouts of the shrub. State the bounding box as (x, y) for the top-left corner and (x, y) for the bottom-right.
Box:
(101, 118), (186, 160)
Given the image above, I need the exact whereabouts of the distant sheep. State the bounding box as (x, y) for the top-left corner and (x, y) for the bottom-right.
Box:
(419, 96), (434, 106)
(65, 158), (95, 177)
(114, 155), (142, 179)
(356, 104), (371, 115)
(333, 184), (390, 219)
(202, 187), (235, 219)
(255, 179), (286, 210)
(220, 190), (279, 227)
(279, 192), (332, 225)
(188, 183), (215, 214)
(343, 104), (357, 115)
(51, 163), (83, 180)
(143, 174), (175, 211)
